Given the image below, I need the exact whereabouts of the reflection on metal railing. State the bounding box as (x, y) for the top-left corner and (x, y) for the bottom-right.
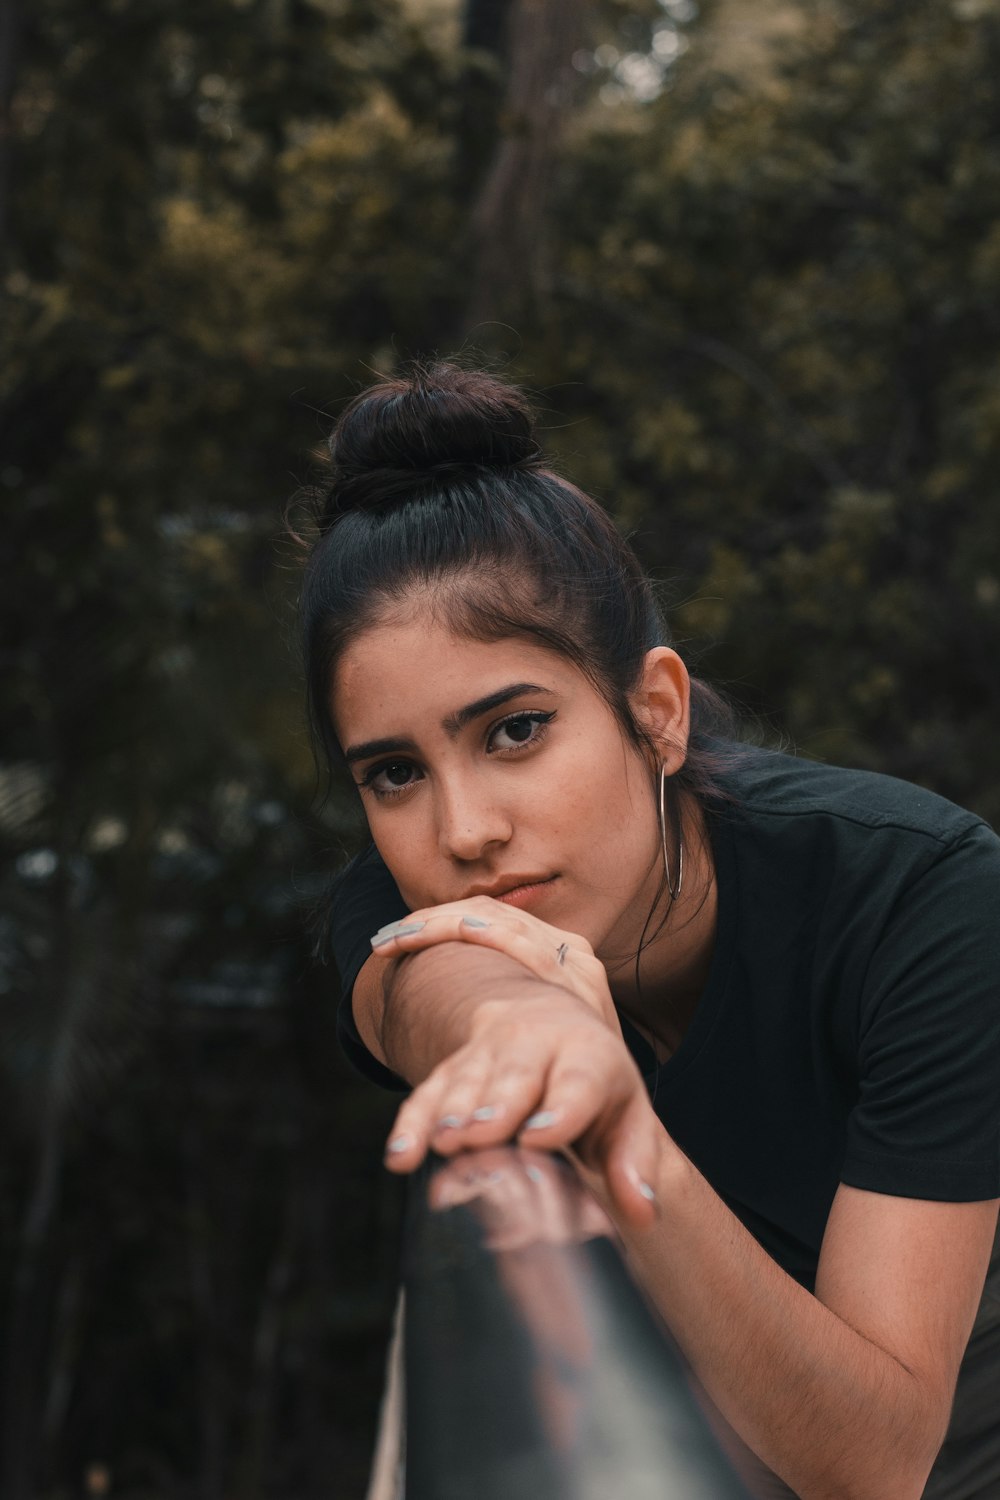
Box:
(367, 1146), (756, 1500)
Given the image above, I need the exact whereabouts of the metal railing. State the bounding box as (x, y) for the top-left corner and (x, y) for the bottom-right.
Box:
(367, 1146), (758, 1500)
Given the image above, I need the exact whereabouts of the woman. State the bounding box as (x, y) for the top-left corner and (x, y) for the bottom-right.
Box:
(302, 362), (1000, 1499)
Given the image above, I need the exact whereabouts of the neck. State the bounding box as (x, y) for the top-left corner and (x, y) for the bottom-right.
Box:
(604, 800), (718, 1054)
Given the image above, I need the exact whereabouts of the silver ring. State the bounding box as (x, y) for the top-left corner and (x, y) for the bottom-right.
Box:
(556, 942), (569, 966)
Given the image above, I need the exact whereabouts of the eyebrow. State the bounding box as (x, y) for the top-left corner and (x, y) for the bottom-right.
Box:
(343, 682), (553, 765)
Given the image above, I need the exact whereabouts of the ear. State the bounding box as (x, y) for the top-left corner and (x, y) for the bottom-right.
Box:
(629, 648), (691, 774)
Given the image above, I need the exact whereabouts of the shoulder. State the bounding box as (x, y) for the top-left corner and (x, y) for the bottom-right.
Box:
(717, 742), (991, 851)
(707, 742), (1000, 924)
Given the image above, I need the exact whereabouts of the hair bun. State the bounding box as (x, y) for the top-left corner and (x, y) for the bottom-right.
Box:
(324, 362), (543, 520)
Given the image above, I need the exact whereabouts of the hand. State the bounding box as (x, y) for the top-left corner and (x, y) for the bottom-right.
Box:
(382, 975), (663, 1228)
(370, 895), (620, 1032)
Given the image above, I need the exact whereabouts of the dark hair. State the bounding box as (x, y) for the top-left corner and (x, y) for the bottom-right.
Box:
(301, 361), (735, 820)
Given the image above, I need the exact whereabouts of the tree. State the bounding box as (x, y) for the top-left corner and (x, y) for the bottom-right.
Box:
(4, 0), (1000, 1492)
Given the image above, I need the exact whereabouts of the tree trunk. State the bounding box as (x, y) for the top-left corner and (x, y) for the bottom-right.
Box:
(454, 0), (517, 205)
(0, 0), (23, 255)
(40, 1256), (86, 1483)
(235, 1182), (299, 1500)
(462, 0), (582, 334)
(1, 851), (76, 1500)
(1, 1115), (65, 1500)
(187, 1178), (229, 1500)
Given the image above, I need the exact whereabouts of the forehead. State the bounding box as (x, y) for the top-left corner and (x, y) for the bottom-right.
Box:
(330, 611), (585, 740)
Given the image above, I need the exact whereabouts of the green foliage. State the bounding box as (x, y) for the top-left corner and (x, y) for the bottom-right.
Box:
(3, 0), (1000, 1493)
(534, 0), (1000, 812)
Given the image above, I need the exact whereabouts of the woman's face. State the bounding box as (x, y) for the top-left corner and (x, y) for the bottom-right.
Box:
(330, 606), (683, 964)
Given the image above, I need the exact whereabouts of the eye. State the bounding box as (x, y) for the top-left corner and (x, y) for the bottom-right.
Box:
(358, 760), (423, 799)
(488, 710), (555, 753)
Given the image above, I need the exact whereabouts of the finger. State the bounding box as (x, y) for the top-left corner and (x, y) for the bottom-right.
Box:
(367, 902), (623, 1035)
(424, 1034), (556, 1155)
(602, 1156), (659, 1230)
(371, 899), (590, 960)
(369, 902), (621, 1030)
(580, 1103), (663, 1230)
(383, 1068), (458, 1172)
(373, 896), (587, 942)
(426, 1059), (513, 1155)
(372, 911), (595, 998)
(430, 1054), (552, 1155)
(419, 1050), (500, 1152)
(514, 1060), (611, 1154)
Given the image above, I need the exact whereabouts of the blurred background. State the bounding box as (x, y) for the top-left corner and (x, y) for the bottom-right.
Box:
(3, 0), (1000, 1495)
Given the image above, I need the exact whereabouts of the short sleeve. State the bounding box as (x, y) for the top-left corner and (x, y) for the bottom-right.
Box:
(842, 822), (1000, 1201)
(330, 843), (409, 1091)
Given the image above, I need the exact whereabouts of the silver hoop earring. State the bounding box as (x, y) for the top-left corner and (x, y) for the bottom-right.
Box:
(658, 762), (684, 901)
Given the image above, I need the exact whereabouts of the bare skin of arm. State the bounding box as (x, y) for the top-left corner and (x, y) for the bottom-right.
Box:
(352, 940), (997, 1500)
(354, 940), (565, 1082)
(353, 941), (659, 1223)
(615, 1154), (996, 1500)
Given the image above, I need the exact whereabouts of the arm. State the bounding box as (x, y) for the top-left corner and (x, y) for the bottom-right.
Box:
(367, 909), (998, 1500)
(617, 1143), (996, 1500)
(353, 937), (662, 1225)
(354, 898), (621, 1080)
(354, 940), (550, 1081)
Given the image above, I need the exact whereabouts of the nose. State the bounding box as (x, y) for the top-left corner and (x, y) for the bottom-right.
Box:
(436, 775), (513, 863)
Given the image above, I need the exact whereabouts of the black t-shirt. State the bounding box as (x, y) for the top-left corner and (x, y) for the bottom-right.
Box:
(330, 745), (1000, 1495)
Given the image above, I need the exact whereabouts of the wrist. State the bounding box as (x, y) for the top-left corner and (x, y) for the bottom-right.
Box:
(468, 980), (590, 1038)
(643, 1129), (697, 1222)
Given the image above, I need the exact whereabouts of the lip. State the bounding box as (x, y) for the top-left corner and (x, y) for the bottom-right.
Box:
(464, 875), (559, 909)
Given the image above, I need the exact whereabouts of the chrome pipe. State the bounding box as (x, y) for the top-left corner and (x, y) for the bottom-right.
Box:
(380, 1146), (757, 1500)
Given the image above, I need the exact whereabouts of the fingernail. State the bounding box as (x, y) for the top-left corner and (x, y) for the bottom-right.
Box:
(523, 1109), (561, 1131)
(436, 1114), (465, 1131)
(471, 1105), (500, 1122)
(525, 1165), (544, 1184)
(385, 1134), (412, 1155)
(461, 915), (490, 929)
(626, 1165), (658, 1203)
(371, 920), (426, 948)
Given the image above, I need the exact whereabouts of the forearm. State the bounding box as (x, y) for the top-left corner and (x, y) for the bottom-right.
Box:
(621, 1146), (943, 1500)
(356, 938), (657, 1215)
(356, 934), (970, 1497)
(353, 943), (547, 1085)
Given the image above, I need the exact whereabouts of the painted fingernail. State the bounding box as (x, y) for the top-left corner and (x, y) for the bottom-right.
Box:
(371, 920), (426, 947)
(525, 1165), (544, 1184)
(436, 1114), (465, 1131)
(385, 1134), (412, 1155)
(461, 916), (490, 929)
(471, 1105), (501, 1122)
(523, 1109), (561, 1131)
(626, 1165), (658, 1203)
